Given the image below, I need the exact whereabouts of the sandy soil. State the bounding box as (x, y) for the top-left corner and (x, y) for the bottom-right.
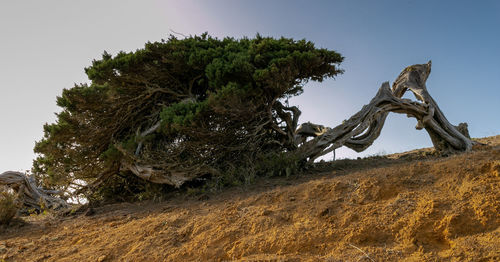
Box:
(1, 136), (499, 261)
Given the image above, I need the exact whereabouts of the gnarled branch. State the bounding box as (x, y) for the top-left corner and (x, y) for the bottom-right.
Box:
(295, 61), (474, 162)
(0, 171), (69, 212)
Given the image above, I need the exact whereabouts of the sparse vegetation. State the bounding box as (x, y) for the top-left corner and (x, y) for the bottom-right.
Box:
(0, 190), (19, 225)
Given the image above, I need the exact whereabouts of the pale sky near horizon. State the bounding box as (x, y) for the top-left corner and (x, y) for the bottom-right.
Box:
(1, 0), (499, 173)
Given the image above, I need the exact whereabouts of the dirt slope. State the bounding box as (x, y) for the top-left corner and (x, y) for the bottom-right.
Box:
(1, 136), (499, 261)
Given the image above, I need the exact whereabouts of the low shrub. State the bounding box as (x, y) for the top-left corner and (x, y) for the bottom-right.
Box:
(0, 191), (19, 225)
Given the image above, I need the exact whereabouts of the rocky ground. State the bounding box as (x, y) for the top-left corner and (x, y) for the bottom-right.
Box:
(0, 136), (499, 261)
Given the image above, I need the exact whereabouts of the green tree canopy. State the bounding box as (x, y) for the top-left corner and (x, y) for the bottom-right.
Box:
(33, 34), (343, 201)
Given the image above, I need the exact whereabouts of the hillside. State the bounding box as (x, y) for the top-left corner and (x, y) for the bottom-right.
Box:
(1, 136), (499, 261)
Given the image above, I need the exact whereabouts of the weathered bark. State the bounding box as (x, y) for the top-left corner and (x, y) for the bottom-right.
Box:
(274, 101), (302, 150)
(0, 171), (69, 212)
(122, 162), (216, 188)
(295, 61), (474, 162)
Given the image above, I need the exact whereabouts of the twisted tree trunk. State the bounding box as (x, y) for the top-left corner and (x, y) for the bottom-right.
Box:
(0, 171), (69, 212)
(295, 61), (473, 162)
(57, 61), (476, 193)
(115, 61), (475, 187)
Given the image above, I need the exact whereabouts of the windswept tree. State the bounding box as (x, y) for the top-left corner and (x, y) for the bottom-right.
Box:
(31, 33), (474, 204)
(33, 34), (344, 200)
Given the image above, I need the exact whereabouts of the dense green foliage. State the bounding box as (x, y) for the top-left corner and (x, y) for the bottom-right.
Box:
(33, 34), (343, 201)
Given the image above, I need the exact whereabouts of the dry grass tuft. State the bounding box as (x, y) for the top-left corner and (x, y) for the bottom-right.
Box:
(0, 191), (19, 225)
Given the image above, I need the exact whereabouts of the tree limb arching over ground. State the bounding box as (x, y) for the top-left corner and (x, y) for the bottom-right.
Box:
(294, 61), (473, 162)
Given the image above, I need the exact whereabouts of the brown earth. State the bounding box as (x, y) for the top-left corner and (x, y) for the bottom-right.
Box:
(1, 136), (499, 261)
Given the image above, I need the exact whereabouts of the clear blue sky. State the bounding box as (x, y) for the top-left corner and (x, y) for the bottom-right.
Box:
(1, 0), (499, 172)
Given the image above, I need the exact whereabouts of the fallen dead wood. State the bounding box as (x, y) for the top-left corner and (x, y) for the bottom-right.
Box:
(0, 171), (69, 212)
